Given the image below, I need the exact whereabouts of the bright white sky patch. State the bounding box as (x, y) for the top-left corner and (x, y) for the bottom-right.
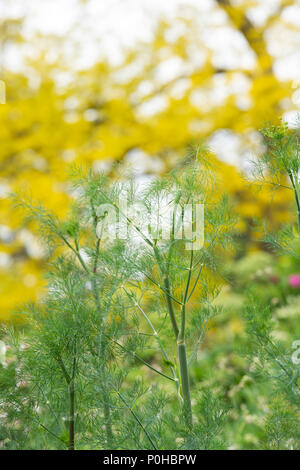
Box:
(209, 129), (243, 167)
(2, 0), (300, 83)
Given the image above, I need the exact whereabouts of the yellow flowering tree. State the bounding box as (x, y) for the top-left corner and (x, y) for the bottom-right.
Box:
(0, 0), (298, 320)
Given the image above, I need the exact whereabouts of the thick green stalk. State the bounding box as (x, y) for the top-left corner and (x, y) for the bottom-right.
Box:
(68, 382), (75, 450)
(153, 242), (193, 427)
(293, 188), (300, 237)
(153, 245), (179, 338)
(287, 171), (300, 237)
(162, 275), (179, 338)
(177, 249), (194, 429)
(177, 342), (192, 429)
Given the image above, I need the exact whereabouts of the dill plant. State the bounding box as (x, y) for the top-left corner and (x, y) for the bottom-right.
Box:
(0, 151), (233, 449)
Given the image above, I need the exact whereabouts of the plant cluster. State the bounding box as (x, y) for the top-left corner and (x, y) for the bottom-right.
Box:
(1, 124), (300, 450)
(0, 154), (233, 449)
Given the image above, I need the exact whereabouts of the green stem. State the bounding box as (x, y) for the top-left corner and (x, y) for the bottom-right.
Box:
(153, 243), (193, 426)
(133, 266), (182, 305)
(90, 209), (114, 449)
(178, 250), (193, 342)
(287, 170), (300, 237)
(110, 336), (176, 382)
(294, 188), (300, 237)
(162, 274), (179, 338)
(177, 342), (192, 429)
(55, 354), (76, 450)
(58, 217), (114, 449)
(68, 382), (75, 451)
(123, 287), (179, 390)
(116, 390), (157, 450)
(153, 246), (193, 429)
(177, 248), (193, 428)
(153, 245), (179, 338)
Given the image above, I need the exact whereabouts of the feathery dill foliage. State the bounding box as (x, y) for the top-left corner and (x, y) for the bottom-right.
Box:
(252, 121), (300, 238)
(0, 152), (234, 450)
(245, 122), (300, 450)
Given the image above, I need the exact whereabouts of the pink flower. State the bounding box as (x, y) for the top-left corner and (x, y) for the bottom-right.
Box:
(288, 274), (300, 288)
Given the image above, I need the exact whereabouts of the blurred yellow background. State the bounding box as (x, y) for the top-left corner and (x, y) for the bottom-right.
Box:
(1, 0), (299, 320)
